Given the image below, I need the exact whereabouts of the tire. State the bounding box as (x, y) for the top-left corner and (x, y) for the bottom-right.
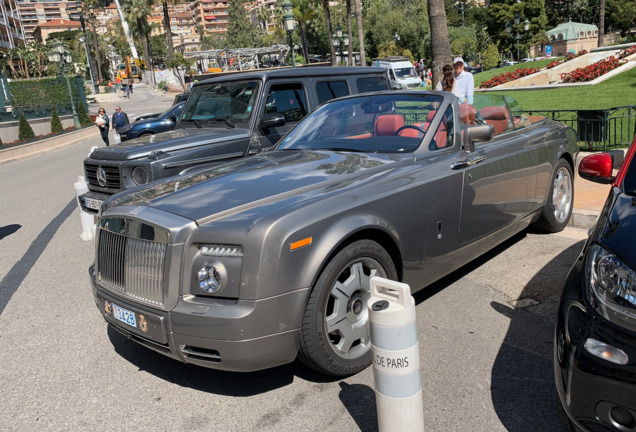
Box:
(534, 159), (574, 233)
(298, 239), (397, 376)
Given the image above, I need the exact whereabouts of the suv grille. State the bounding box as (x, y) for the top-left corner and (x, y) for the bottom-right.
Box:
(97, 221), (167, 307)
(85, 163), (121, 190)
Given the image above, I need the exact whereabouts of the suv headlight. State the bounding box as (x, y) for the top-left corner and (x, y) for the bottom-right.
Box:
(585, 244), (636, 327)
(132, 166), (149, 185)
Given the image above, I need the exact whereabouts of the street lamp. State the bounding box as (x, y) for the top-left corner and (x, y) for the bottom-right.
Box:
(506, 14), (530, 62)
(282, 0), (296, 68)
(66, 1), (99, 93)
(332, 24), (349, 65)
(47, 40), (80, 127)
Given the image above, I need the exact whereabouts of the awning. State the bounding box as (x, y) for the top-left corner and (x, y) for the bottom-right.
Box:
(205, 15), (216, 20)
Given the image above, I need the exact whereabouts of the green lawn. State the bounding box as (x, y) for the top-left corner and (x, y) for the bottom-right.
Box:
(473, 58), (558, 87)
(472, 61), (636, 110)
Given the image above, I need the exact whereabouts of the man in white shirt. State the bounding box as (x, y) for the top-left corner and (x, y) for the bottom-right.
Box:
(452, 57), (474, 105)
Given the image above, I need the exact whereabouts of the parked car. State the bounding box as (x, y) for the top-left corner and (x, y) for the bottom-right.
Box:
(503, 60), (518, 66)
(78, 67), (390, 214)
(172, 92), (189, 105)
(135, 112), (161, 122)
(466, 65), (483, 74)
(554, 135), (636, 432)
(117, 102), (185, 142)
(90, 91), (578, 376)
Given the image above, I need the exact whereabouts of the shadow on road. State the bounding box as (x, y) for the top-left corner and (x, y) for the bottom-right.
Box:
(489, 240), (584, 431)
(0, 224), (21, 240)
(107, 326), (339, 396)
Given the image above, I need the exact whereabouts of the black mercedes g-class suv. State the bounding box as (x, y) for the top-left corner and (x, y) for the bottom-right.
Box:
(79, 67), (390, 212)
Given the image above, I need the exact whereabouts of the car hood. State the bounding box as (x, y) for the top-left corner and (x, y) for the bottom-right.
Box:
(598, 192), (636, 267)
(89, 127), (250, 161)
(104, 150), (406, 223)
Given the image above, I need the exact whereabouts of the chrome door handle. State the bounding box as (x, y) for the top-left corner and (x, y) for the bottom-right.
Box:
(451, 155), (487, 170)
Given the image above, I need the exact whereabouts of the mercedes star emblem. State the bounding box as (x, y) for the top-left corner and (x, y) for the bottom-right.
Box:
(96, 167), (107, 187)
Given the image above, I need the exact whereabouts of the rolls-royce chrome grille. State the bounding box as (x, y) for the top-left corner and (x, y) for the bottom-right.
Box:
(97, 218), (168, 307)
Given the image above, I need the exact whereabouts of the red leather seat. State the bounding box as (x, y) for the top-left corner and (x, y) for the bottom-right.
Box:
(480, 106), (510, 135)
(375, 115), (405, 136)
(459, 104), (476, 125)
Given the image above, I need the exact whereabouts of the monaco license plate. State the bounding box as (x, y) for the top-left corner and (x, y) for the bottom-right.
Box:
(113, 304), (137, 328)
(84, 197), (103, 211)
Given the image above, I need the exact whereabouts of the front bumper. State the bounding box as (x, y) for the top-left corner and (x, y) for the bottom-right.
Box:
(90, 267), (306, 372)
(554, 261), (636, 431)
(78, 191), (110, 213)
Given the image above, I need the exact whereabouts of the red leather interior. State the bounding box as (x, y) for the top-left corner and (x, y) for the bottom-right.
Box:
(459, 104), (476, 125)
(375, 115), (405, 136)
(480, 106), (510, 135)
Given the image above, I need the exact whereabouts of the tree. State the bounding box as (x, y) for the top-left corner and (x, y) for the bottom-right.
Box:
(599, 0), (606, 46)
(167, 52), (195, 91)
(226, 0), (260, 48)
(487, 0), (547, 61)
(50, 106), (64, 134)
(482, 43), (500, 71)
(293, 0), (318, 62)
(162, 0), (175, 60)
(427, 0), (452, 89)
(77, 101), (91, 125)
(18, 113), (35, 141)
(353, 0), (365, 65)
(319, 0), (337, 65)
(607, 0), (636, 40)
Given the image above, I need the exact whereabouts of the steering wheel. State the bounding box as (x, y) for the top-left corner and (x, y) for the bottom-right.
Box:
(395, 125), (426, 136)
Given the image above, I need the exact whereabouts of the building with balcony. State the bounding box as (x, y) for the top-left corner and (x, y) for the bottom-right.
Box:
(190, 0), (229, 35)
(0, 0), (26, 52)
(16, 0), (79, 42)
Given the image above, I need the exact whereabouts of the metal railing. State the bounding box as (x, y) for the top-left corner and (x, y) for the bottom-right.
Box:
(523, 105), (636, 151)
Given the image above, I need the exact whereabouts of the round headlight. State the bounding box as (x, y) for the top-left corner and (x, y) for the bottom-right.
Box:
(131, 166), (149, 185)
(198, 266), (221, 293)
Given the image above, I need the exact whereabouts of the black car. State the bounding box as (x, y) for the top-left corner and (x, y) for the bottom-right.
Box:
(555, 135), (636, 431)
(117, 102), (185, 142)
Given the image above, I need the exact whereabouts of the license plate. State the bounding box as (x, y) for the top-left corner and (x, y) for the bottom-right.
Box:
(113, 304), (137, 328)
(84, 197), (103, 210)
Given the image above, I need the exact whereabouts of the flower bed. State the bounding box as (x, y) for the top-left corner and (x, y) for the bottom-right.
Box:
(618, 46), (636, 59)
(0, 125), (90, 149)
(561, 56), (625, 83)
(480, 67), (541, 88)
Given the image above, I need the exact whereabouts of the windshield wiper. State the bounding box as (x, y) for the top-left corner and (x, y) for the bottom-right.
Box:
(217, 118), (237, 128)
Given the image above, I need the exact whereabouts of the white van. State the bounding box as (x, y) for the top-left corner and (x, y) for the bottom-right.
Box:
(372, 57), (422, 88)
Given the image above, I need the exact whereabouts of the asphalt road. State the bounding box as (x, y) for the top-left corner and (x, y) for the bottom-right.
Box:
(0, 87), (582, 431)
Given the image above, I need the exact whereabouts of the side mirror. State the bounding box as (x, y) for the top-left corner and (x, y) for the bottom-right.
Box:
(259, 113), (286, 129)
(578, 153), (614, 184)
(464, 124), (494, 152)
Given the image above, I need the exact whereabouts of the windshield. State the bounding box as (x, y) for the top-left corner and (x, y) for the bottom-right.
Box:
(159, 102), (184, 118)
(395, 67), (418, 79)
(181, 80), (260, 127)
(276, 93), (444, 154)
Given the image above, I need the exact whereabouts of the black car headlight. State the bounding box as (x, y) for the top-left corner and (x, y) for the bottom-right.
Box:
(585, 244), (636, 326)
(189, 244), (243, 298)
(131, 166), (149, 185)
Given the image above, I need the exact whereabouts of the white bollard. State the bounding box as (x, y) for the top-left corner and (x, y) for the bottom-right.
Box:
(74, 175), (94, 242)
(367, 276), (424, 432)
(89, 145), (98, 156)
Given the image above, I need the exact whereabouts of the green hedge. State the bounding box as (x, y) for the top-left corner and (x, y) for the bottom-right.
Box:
(6, 76), (88, 121)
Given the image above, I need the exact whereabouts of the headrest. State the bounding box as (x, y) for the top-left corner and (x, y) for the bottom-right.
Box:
(426, 110), (437, 122)
(480, 106), (509, 121)
(459, 104), (476, 125)
(375, 115), (405, 136)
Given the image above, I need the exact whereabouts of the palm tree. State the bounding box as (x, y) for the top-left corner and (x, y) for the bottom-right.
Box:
(256, 6), (271, 32)
(427, 0), (451, 89)
(598, 0), (606, 47)
(13, 45), (30, 79)
(293, 0), (317, 62)
(346, 0), (353, 66)
(353, 0), (365, 65)
(122, 0), (155, 84)
(28, 41), (48, 77)
(319, 0), (336, 65)
(161, 0), (179, 60)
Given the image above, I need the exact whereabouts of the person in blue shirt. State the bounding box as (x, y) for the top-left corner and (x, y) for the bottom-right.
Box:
(111, 106), (129, 133)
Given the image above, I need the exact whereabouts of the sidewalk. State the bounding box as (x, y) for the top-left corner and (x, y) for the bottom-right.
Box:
(570, 171), (609, 230)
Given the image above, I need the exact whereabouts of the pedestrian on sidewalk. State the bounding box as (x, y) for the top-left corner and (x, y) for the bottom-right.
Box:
(96, 107), (110, 146)
(127, 77), (134, 97)
(111, 106), (129, 133)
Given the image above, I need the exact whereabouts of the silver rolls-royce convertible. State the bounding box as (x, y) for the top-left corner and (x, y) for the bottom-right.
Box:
(90, 90), (578, 376)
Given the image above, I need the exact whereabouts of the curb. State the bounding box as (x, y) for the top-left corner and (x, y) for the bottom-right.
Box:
(568, 209), (599, 231)
(0, 127), (99, 166)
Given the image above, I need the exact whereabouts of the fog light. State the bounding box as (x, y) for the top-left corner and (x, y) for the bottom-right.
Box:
(198, 266), (221, 293)
(584, 338), (629, 365)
